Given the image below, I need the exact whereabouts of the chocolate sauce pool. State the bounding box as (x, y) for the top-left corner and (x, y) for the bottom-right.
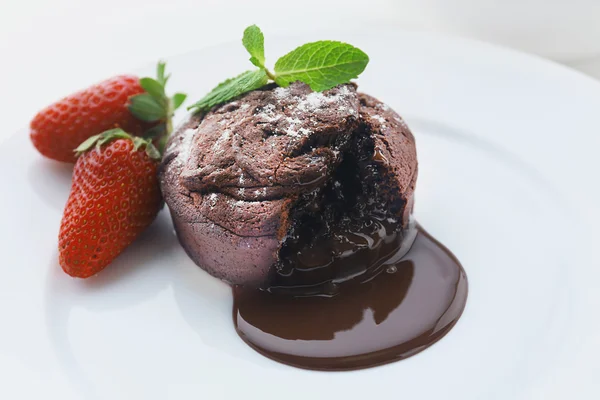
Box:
(233, 225), (468, 371)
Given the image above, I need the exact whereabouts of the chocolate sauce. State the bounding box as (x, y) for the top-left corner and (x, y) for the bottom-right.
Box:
(233, 225), (467, 371)
(229, 99), (466, 370)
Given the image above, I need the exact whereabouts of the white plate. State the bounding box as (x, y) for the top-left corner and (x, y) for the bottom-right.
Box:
(1, 32), (599, 400)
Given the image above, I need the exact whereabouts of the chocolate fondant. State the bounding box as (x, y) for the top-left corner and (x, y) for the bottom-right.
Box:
(159, 82), (417, 286)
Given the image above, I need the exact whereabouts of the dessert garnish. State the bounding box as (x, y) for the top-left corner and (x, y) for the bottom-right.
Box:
(30, 62), (186, 162)
(187, 25), (369, 112)
(59, 129), (162, 277)
(28, 63), (185, 276)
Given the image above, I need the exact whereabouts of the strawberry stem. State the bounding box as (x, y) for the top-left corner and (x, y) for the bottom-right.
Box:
(129, 61), (186, 156)
(158, 99), (174, 154)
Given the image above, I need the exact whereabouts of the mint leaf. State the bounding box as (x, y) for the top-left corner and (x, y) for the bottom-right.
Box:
(274, 41), (369, 92)
(172, 93), (187, 110)
(128, 93), (165, 122)
(188, 27), (371, 113)
(187, 69), (268, 112)
(140, 77), (166, 100)
(242, 25), (265, 68)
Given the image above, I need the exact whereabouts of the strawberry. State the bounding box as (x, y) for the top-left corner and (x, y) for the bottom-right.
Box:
(30, 75), (149, 163)
(30, 62), (187, 163)
(58, 129), (163, 278)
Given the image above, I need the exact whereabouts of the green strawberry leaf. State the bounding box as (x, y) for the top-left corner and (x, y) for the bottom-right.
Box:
(172, 93), (187, 110)
(74, 134), (103, 154)
(144, 124), (166, 140)
(140, 77), (166, 101)
(145, 143), (161, 160)
(243, 25), (266, 68)
(274, 41), (369, 92)
(132, 136), (147, 151)
(131, 61), (186, 152)
(187, 69), (268, 112)
(156, 61), (169, 86)
(74, 128), (130, 156)
(97, 130), (130, 147)
(129, 93), (166, 122)
(74, 127), (161, 160)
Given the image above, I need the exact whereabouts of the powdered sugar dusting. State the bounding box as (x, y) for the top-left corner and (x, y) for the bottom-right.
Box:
(212, 129), (231, 154)
(232, 199), (244, 208)
(295, 85), (355, 115)
(175, 128), (197, 166)
(297, 92), (325, 112)
(394, 115), (409, 130)
(284, 117), (310, 137)
(257, 84), (357, 139)
(373, 115), (387, 125)
(298, 128), (312, 136)
(256, 103), (281, 123)
(208, 193), (218, 209)
(273, 86), (291, 99)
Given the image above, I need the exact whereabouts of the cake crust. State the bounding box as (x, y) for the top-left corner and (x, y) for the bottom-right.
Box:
(159, 82), (417, 285)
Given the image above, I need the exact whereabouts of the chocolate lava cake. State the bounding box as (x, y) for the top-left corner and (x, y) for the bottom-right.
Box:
(159, 82), (417, 287)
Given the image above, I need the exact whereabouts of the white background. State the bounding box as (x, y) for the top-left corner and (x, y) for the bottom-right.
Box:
(1, 0), (600, 140)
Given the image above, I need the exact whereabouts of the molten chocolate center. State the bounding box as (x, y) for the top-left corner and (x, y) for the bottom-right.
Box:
(233, 225), (468, 370)
(233, 125), (468, 370)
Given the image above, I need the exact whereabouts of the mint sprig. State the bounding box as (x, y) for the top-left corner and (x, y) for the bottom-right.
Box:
(188, 25), (369, 113)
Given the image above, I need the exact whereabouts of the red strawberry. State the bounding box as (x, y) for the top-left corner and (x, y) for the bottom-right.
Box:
(30, 75), (152, 163)
(30, 62), (187, 163)
(58, 130), (162, 278)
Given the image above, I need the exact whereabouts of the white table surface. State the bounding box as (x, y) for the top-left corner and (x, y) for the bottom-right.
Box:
(2, 0), (600, 144)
